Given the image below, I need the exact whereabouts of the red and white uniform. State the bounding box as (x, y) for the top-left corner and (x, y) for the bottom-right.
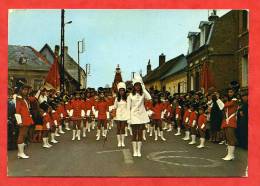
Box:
(175, 106), (182, 122)
(15, 96), (34, 126)
(150, 103), (165, 120)
(94, 100), (109, 120)
(198, 113), (207, 130)
(183, 109), (191, 125)
(189, 111), (198, 127)
(70, 99), (84, 120)
(221, 98), (238, 129)
(42, 112), (52, 130)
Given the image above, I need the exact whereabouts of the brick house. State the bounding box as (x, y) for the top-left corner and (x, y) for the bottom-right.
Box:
(186, 10), (248, 93)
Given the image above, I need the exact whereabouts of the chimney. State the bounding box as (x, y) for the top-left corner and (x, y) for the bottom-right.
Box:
(64, 46), (68, 54)
(147, 59), (152, 74)
(208, 10), (219, 22)
(54, 45), (60, 56)
(159, 53), (165, 67)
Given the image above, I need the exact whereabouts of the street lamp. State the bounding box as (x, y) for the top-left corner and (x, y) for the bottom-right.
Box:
(77, 39), (85, 90)
(60, 9), (72, 95)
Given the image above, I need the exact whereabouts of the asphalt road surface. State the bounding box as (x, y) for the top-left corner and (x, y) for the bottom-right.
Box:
(8, 125), (248, 177)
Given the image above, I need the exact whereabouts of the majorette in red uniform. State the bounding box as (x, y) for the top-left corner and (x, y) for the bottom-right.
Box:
(56, 101), (66, 134)
(40, 101), (53, 148)
(221, 88), (239, 161)
(69, 91), (85, 141)
(182, 102), (191, 141)
(148, 93), (166, 141)
(145, 99), (153, 136)
(196, 104), (208, 148)
(82, 90), (94, 135)
(15, 83), (34, 159)
(174, 100), (182, 136)
(49, 101), (60, 144)
(93, 87), (110, 141)
(188, 103), (198, 145)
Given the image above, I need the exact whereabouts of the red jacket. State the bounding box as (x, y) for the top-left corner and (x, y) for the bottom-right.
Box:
(95, 100), (109, 120)
(15, 97), (34, 126)
(189, 111), (198, 127)
(150, 103), (165, 120)
(183, 109), (191, 125)
(175, 106), (182, 121)
(198, 114), (207, 130)
(70, 99), (84, 120)
(221, 99), (238, 128)
(42, 112), (52, 130)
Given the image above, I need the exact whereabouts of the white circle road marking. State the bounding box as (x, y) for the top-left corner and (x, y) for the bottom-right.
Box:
(147, 151), (222, 168)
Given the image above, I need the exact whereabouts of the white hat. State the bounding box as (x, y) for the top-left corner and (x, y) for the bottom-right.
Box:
(117, 82), (126, 90)
(132, 72), (143, 85)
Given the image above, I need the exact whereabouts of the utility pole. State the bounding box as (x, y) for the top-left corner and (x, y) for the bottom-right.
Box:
(85, 63), (91, 88)
(77, 39), (85, 90)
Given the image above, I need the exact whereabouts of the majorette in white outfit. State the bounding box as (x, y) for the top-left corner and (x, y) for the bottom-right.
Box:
(127, 73), (151, 157)
(113, 82), (128, 147)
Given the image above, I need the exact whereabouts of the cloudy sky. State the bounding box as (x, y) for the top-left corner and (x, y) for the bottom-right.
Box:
(8, 9), (230, 88)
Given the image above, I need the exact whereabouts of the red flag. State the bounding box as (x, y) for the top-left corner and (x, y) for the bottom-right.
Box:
(44, 57), (60, 90)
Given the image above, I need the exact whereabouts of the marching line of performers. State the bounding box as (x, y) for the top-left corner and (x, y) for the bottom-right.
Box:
(8, 74), (248, 161)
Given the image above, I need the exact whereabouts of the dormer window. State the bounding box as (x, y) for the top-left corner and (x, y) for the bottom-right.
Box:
(19, 56), (28, 64)
(199, 21), (211, 47)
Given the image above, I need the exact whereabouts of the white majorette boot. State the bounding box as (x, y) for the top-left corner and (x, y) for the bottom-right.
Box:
(167, 124), (173, 132)
(132, 141), (138, 157)
(96, 130), (101, 141)
(72, 130), (76, 141)
(189, 135), (196, 144)
(149, 127), (153, 137)
(175, 127), (181, 136)
(197, 138), (205, 148)
(143, 130), (146, 141)
(59, 125), (65, 134)
(83, 127), (86, 137)
(65, 122), (71, 131)
(51, 133), (59, 143)
(222, 146), (235, 161)
(147, 124), (150, 133)
(87, 122), (91, 132)
(160, 131), (166, 141)
(154, 129), (158, 141)
(104, 129), (108, 138)
(17, 143), (30, 159)
(55, 128), (60, 137)
(91, 121), (95, 130)
(129, 126), (133, 136)
(77, 130), (81, 141)
(117, 135), (122, 147)
(46, 138), (53, 147)
(121, 135), (125, 147)
(102, 127), (105, 137)
(183, 131), (190, 141)
(125, 127), (128, 136)
(137, 141), (142, 157)
(42, 137), (51, 148)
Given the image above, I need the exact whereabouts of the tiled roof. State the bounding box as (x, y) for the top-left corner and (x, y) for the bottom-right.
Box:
(143, 54), (185, 83)
(8, 45), (51, 71)
(160, 55), (187, 80)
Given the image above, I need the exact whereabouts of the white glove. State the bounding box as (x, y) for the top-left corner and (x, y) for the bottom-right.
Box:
(201, 123), (205, 129)
(175, 114), (179, 119)
(54, 120), (58, 126)
(69, 110), (74, 117)
(94, 111), (99, 118)
(192, 120), (196, 127)
(161, 112), (164, 119)
(15, 114), (22, 125)
(185, 117), (189, 123)
(60, 113), (64, 118)
(147, 110), (154, 117)
(86, 110), (91, 117)
(106, 112), (110, 119)
(81, 110), (85, 117)
(109, 106), (114, 112)
(46, 122), (50, 129)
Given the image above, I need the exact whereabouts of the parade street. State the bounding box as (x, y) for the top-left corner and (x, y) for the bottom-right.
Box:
(8, 127), (248, 177)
